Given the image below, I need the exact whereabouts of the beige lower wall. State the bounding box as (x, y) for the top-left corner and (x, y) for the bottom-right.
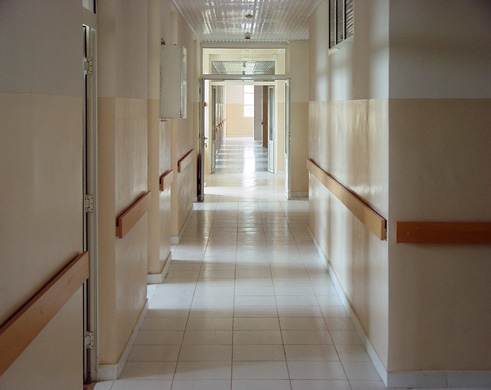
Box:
(178, 161), (195, 233)
(157, 116), (172, 273)
(98, 97), (148, 364)
(226, 104), (254, 136)
(0, 288), (83, 390)
(276, 101), (285, 172)
(0, 91), (84, 389)
(388, 98), (491, 371)
(147, 99), (161, 275)
(148, 99), (171, 277)
(309, 99), (389, 368)
(290, 102), (309, 193)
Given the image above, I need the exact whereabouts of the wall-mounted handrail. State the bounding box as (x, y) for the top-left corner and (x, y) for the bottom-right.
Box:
(117, 192), (151, 239)
(178, 149), (196, 173)
(0, 252), (89, 376)
(396, 222), (491, 244)
(306, 158), (387, 240)
(160, 170), (174, 191)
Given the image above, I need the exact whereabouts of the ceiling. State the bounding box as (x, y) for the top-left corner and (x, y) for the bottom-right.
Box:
(172, 0), (322, 42)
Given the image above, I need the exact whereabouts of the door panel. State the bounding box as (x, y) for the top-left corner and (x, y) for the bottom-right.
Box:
(284, 81), (291, 199)
(267, 86), (275, 173)
(211, 86), (217, 173)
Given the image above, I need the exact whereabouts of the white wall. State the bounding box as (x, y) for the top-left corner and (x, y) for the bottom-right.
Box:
(226, 84), (254, 136)
(309, 0), (390, 368)
(389, 0), (491, 99)
(254, 86), (263, 140)
(0, 1), (84, 389)
(387, 0), (491, 373)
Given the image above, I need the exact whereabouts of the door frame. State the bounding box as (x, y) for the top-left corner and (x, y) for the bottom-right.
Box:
(284, 80), (291, 199)
(197, 76), (290, 201)
(267, 85), (275, 173)
(82, 15), (98, 384)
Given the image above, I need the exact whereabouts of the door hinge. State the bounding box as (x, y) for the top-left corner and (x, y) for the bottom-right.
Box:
(84, 195), (94, 213)
(83, 57), (94, 75)
(85, 332), (95, 349)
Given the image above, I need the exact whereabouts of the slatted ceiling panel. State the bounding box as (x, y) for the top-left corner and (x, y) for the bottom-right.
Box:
(212, 61), (276, 75)
(172, 0), (322, 42)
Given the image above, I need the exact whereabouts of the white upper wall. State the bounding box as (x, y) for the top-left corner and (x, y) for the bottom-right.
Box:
(226, 84), (244, 104)
(309, 0), (390, 102)
(389, 0), (491, 99)
(290, 41), (309, 103)
(0, 1), (82, 96)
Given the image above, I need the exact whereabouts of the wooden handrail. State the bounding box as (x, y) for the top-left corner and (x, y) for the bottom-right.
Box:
(178, 149), (196, 173)
(160, 170), (174, 191)
(306, 158), (387, 240)
(396, 222), (491, 244)
(117, 192), (151, 239)
(0, 252), (89, 376)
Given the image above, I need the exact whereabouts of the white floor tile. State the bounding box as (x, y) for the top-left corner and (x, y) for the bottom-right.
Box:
(171, 380), (231, 390)
(186, 317), (233, 331)
(285, 344), (339, 361)
(174, 361), (232, 380)
(119, 362), (176, 380)
(182, 330), (233, 345)
(134, 331), (184, 345)
(127, 345), (180, 362)
(232, 380), (291, 390)
(325, 317), (355, 331)
(232, 361), (289, 380)
(279, 317), (327, 331)
(277, 306), (323, 318)
(349, 380), (387, 390)
(342, 361), (381, 381)
(93, 382), (113, 390)
(235, 296), (277, 307)
(234, 317), (280, 331)
(111, 379), (172, 390)
(330, 331), (363, 345)
(179, 345), (232, 362)
(233, 344), (286, 361)
(287, 361), (347, 380)
(141, 317), (187, 331)
(234, 331), (283, 345)
(234, 306), (279, 317)
(282, 330), (333, 345)
(291, 380), (351, 390)
(335, 344), (371, 362)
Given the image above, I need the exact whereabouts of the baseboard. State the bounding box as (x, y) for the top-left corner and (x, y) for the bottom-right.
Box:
(291, 192), (308, 197)
(171, 208), (193, 245)
(98, 300), (149, 381)
(147, 252), (172, 284)
(308, 227), (388, 385)
(308, 227), (491, 389)
(386, 370), (491, 389)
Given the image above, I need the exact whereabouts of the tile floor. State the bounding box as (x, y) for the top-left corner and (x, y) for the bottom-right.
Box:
(96, 138), (484, 390)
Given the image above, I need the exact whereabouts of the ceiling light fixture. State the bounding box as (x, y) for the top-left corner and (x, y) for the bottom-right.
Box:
(245, 32), (251, 40)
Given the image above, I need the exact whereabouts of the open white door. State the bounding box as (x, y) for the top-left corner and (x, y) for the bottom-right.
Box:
(211, 85), (217, 173)
(284, 81), (291, 199)
(267, 86), (275, 173)
(198, 78), (206, 201)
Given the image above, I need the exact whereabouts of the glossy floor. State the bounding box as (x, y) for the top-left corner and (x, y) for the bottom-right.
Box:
(95, 138), (480, 390)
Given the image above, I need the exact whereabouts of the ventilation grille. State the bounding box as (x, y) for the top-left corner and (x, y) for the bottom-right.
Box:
(212, 61), (276, 75)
